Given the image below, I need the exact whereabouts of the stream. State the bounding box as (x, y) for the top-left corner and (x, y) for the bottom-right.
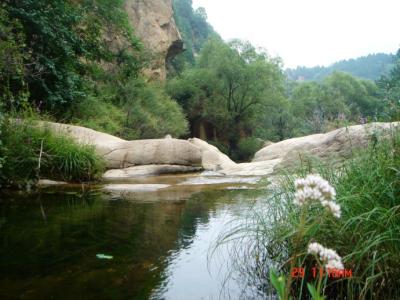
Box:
(0, 173), (269, 300)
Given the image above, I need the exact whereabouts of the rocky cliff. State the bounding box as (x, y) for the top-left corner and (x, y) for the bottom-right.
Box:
(124, 0), (183, 80)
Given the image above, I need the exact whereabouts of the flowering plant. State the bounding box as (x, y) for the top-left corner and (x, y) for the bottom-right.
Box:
(270, 174), (345, 300)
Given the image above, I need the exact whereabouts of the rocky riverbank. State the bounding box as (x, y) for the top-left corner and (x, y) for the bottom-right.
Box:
(43, 121), (399, 180)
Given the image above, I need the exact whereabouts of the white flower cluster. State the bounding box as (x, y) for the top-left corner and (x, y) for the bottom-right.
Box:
(294, 174), (341, 218)
(308, 242), (344, 270)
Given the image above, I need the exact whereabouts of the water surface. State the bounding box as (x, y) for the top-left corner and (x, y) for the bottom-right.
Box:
(0, 175), (266, 299)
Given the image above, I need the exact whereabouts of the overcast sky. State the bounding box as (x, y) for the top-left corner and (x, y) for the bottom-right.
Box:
(191, 0), (400, 68)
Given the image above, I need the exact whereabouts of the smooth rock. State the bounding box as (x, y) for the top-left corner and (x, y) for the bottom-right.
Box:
(41, 122), (203, 170)
(37, 179), (67, 186)
(104, 139), (203, 169)
(188, 138), (236, 171)
(103, 184), (170, 192)
(103, 165), (202, 179)
(253, 133), (325, 162)
(178, 176), (261, 186)
(39, 121), (125, 157)
(41, 121), (399, 178)
(253, 122), (399, 170)
(222, 159), (282, 176)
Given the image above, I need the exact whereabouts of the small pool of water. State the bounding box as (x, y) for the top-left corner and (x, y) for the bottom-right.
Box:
(0, 176), (267, 300)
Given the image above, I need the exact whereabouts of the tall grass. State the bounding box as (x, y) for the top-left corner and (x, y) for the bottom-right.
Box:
(215, 127), (400, 299)
(0, 118), (105, 188)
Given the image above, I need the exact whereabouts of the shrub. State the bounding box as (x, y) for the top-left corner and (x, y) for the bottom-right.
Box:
(0, 118), (105, 188)
(236, 137), (264, 162)
(68, 96), (126, 137)
(121, 81), (189, 139)
(67, 78), (189, 141)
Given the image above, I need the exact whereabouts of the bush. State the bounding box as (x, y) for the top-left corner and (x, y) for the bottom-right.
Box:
(236, 137), (264, 162)
(121, 81), (189, 140)
(68, 96), (126, 137)
(0, 118), (105, 188)
(215, 128), (400, 299)
(67, 78), (189, 140)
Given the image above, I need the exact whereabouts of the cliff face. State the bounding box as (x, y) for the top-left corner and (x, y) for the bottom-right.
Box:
(124, 0), (183, 80)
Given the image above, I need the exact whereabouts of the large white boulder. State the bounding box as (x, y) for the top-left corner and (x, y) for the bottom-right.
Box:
(253, 122), (399, 169)
(40, 121), (125, 157)
(42, 121), (399, 179)
(188, 138), (236, 171)
(103, 139), (202, 169)
(42, 122), (202, 169)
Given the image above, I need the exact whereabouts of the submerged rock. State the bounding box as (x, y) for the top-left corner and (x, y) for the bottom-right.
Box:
(221, 159), (282, 176)
(178, 176), (261, 186)
(37, 179), (68, 186)
(103, 184), (170, 192)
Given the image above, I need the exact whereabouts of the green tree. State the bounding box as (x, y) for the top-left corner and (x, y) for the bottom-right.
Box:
(377, 49), (400, 120)
(324, 72), (380, 119)
(0, 7), (29, 111)
(1, 1), (189, 140)
(2, 0), (142, 114)
(288, 72), (382, 135)
(168, 38), (287, 155)
(171, 0), (217, 74)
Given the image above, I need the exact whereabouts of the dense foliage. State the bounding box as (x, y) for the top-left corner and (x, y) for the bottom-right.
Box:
(287, 53), (394, 81)
(1, 0), (139, 113)
(377, 49), (400, 120)
(288, 72), (384, 135)
(0, 0), (188, 139)
(168, 38), (287, 160)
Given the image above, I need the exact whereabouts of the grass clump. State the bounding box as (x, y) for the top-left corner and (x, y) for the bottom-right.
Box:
(0, 118), (105, 188)
(216, 127), (400, 299)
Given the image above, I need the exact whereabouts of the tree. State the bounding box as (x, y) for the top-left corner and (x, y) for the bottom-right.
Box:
(324, 72), (380, 120)
(377, 49), (400, 120)
(168, 38), (287, 153)
(0, 7), (29, 111)
(288, 72), (382, 135)
(2, 0), (142, 114)
(170, 0), (217, 74)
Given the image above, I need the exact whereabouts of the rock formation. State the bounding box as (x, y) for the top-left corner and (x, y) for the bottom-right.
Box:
(42, 121), (399, 178)
(124, 0), (183, 80)
(253, 122), (399, 171)
(42, 122), (202, 170)
(103, 165), (202, 179)
(188, 138), (236, 171)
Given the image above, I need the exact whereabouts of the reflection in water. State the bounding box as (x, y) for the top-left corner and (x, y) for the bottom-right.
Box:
(152, 207), (240, 300)
(0, 186), (264, 300)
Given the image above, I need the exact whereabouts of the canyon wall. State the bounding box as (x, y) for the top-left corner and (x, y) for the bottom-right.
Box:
(124, 0), (183, 80)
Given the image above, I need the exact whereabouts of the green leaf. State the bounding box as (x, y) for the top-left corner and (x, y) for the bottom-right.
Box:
(307, 283), (325, 300)
(270, 269), (286, 299)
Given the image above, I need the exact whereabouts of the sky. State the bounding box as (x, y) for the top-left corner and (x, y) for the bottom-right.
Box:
(191, 0), (400, 68)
